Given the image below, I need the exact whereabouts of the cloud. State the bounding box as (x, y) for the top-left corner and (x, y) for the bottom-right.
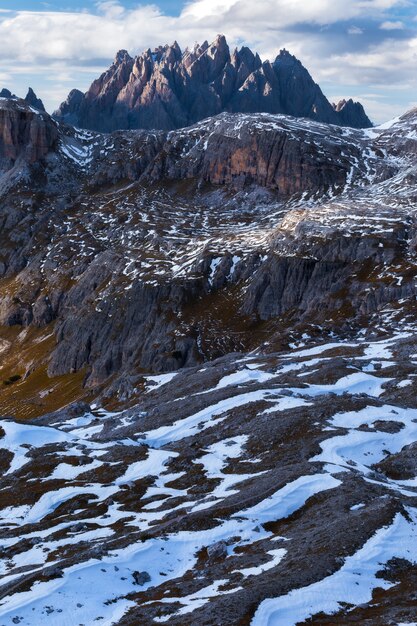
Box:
(348, 26), (364, 35)
(0, 71), (12, 83)
(325, 36), (417, 86)
(96, 1), (127, 19)
(0, 0), (415, 122)
(0, 0), (410, 63)
(380, 20), (404, 29)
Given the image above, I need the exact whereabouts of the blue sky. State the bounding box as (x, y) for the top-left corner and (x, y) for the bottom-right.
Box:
(1, 0), (416, 123)
(0, 1), (182, 15)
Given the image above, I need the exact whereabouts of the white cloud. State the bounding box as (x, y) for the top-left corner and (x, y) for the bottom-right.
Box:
(182, 0), (239, 19)
(0, 71), (12, 83)
(325, 36), (417, 85)
(380, 20), (405, 29)
(0, 0), (408, 64)
(348, 26), (364, 35)
(178, 0), (409, 38)
(96, 1), (127, 19)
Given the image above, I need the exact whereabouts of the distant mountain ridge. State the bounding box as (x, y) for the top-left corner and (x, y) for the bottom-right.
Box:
(0, 87), (45, 112)
(54, 34), (372, 132)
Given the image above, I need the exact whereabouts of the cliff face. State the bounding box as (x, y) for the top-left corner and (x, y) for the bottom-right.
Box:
(139, 114), (362, 196)
(54, 36), (372, 132)
(0, 99), (58, 170)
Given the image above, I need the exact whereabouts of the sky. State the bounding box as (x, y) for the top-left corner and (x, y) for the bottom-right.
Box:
(0, 0), (417, 123)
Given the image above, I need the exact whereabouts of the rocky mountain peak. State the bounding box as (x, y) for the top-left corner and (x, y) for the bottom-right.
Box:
(168, 40), (182, 58)
(274, 48), (302, 66)
(0, 88), (13, 98)
(114, 49), (133, 65)
(67, 88), (84, 104)
(25, 87), (46, 112)
(334, 98), (371, 128)
(207, 34), (230, 68)
(334, 98), (348, 112)
(153, 41), (182, 67)
(273, 48), (316, 86)
(209, 33), (229, 55)
(55, 88), (84, 127)
(0, 86), (45, 112)
(54, 35), (373, 131)
(234, 45), (261, 69)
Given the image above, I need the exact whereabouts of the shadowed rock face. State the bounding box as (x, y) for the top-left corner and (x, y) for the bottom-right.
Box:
(0, 99), (58, 171)
(24, 87), (46, 112)
(54, 36), (372, 132)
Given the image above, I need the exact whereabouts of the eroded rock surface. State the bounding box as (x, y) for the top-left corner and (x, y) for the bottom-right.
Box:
(0, 100), (416, 418)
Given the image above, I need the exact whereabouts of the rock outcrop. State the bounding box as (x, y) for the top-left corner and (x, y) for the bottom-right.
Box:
(54, 88), (84, 126)
(54, 35), (372, 132)
(24, 87), (46, 112)
(0, 86), (45, 112)
(0, 99), (58, 171)
(333, 98), (370, 128)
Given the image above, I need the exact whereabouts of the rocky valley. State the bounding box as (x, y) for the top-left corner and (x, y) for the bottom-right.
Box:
(0, 73), (416, 625)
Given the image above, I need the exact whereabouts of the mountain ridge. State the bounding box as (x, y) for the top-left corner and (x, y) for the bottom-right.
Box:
(54, 35), (372, 132)
(0, 96), (414, 416)
(0, 87), (45, 112)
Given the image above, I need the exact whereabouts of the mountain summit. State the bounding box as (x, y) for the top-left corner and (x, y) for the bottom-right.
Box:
(54, 35), (372, 132)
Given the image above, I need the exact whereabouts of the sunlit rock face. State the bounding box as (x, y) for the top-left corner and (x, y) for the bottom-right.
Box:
(54, 36), (372, 132)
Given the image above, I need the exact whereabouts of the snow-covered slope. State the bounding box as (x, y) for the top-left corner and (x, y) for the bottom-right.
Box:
(1, 322), (417, 624)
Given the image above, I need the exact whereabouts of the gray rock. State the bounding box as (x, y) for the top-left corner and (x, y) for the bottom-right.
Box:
(132, 571), (151, 586)
(207, 540), (228, 561)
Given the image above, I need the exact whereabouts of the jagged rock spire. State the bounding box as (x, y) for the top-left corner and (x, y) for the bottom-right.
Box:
(54, 35), (372, 132)
(25, 87), (46, 112)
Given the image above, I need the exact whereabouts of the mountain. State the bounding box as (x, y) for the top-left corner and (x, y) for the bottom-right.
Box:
(54, 35), (372, 132)
(0, 98), (412, 409)
(23, 86), (46, 112)
(1, 98), (417, 624)
(0, 100), (386, 410)
(0, 86), (45, 112)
